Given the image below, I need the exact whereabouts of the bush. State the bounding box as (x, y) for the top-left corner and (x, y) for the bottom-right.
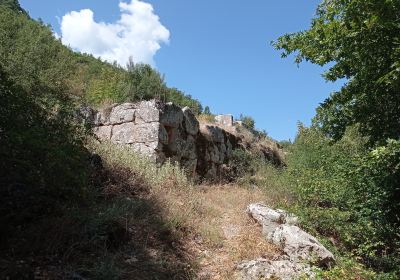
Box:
(286, 125), (400, 273)
(239, 114), (255, 130)
(0, 66), (90, 227)
(228, 149), (258, 180)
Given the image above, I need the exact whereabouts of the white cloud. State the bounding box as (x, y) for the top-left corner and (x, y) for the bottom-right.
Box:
(60, 0), (170, 66)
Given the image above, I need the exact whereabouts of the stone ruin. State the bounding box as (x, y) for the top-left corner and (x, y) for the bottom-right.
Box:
(214, 114), (234, 127)
(91, 100), (241, 180)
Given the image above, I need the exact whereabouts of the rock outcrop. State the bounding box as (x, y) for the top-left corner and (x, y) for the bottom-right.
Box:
(237, 203), (335, 279)
(92, 100), (240, 180)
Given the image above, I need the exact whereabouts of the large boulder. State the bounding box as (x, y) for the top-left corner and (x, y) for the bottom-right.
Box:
(109, 103), (136, 124)
(111, 123), (160, 144)
(237, 257), (314, 280)
(247, 203), (298, 234)
(182, 107), (199, 135)
(267, 225), (335, 266)
(160, 102), (183, 128)
(135, 100), (161, 123)
(244, 203), (335, 279)
(200, 124), (225, 143)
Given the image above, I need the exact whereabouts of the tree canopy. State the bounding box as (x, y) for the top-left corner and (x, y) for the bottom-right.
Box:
(274, 0), (400, 144)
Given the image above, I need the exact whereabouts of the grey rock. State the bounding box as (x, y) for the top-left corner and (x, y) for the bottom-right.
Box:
(247, 203), (298, 235)
(200, 124), (225, 143)
(267, 224), (335, 266)
(94, 105), (115, 125)
(181, 135), (197, 160)
(109, 103), (136, 124)
(131, 142), (160, 161)
(94, 125), (112, 140)
(182, 107), (199, 135)
(135, 100), (160, 123)
(111, 123), (160, 144)
(160, 102), (184, 128)
(237, 257), (315, 280)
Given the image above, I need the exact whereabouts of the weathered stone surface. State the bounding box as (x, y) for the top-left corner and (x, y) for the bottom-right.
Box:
(159, 125), (169, 145)
(109, 103), (136, 124)
(111, 122), (160, 144)
(92, 99), (243, 181)
(94, 125), (112, 140)
(131, 142), (160, 161)
(247, 203), (298, 234)
(215, 114), (233, 127)
(237, 257), (314, 280)
(181, 135), (197, 160)
(135, 100), (160, 123)
(95, 106), (114, 125)
(182, 107), (199, 135)
(160, 102), (184, 128)
(240, 205), (335, 279)
(267, 225), (335, 266)
(200, 124), (225, 143)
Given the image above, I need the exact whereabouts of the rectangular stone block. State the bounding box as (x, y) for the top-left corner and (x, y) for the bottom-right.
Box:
(111, 122), (160, 144)
(94, 125), (112, 140)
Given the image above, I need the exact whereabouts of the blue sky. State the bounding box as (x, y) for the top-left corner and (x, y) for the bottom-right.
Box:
(19, 0), (343, 141)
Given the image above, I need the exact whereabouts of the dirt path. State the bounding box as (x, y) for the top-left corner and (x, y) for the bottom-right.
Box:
(186, 185), (280, 279)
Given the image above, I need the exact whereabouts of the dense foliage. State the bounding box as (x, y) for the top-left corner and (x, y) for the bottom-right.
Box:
(239, 114), (255, 130)
(274, 0), (400, 276)
(0, 2), (203, 277)
(287, 126), (399, 272)
(274, 0), (400, 145)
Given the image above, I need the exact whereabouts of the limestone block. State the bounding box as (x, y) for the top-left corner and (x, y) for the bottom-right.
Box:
(181, 135), (197, 160)
(247, 203), (296, 234)
(182, 107), (199, 135)
(94, 125), (112, 140)
(135, 100), (160, 123)
(237, 257), (315, 280)
(267, 225), (335, 266)
(94, 106), (114, 125)
(111, 122), (160, 144)
(131, 142), (158, 161)
(160, 102), (184, 128)
(200, 124), (225, 143)
(109, 103), (136, 124)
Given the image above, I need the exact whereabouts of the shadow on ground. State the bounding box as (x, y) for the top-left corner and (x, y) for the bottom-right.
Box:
(0, 164), (196, 280)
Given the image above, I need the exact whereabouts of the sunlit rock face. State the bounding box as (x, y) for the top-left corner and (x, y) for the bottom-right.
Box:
(92, 100), (240, 181)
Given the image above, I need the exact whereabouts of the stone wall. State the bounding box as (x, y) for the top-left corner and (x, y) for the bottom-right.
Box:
(92, 100), (240, 180)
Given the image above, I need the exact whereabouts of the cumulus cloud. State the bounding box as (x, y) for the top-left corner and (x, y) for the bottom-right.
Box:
(60, 0), (170, 66)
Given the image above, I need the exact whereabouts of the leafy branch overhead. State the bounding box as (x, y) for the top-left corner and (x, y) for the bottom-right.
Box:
(274, 0), (400, 144)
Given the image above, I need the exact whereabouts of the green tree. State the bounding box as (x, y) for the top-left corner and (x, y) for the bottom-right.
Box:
(125, 59), (166, 101)
(239, 114), (255, 130)
(274, 0), (400, 144)
(203, 106), (211, 115)
(0, 0), (26, 14)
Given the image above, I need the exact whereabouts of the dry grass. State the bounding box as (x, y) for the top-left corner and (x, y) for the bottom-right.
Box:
(88, 141), (288, 279)
(197, 114), (216, 125)
(184, 185), (282, 279)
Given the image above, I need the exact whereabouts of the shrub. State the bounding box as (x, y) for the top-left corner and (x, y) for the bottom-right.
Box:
(286, 125), (400, 273)
(0, 68), (90, 210)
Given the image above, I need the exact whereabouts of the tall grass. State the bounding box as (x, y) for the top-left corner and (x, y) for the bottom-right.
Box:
(89, 140), (190, 191)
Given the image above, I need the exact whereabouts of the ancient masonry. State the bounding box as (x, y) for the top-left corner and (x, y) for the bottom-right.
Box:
(92, 100), (240, 180)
